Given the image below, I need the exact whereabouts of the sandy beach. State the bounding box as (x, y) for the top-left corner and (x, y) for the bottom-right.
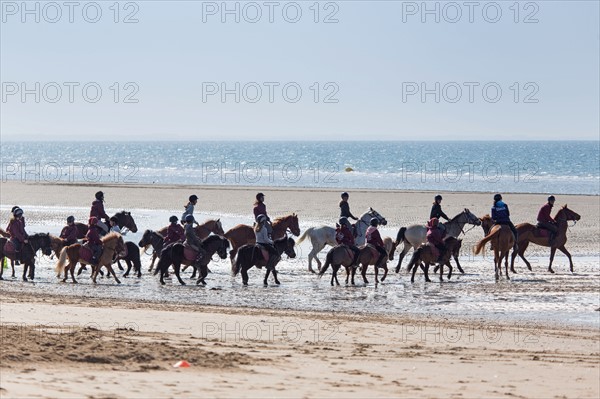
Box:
(1, 181), (599, 398)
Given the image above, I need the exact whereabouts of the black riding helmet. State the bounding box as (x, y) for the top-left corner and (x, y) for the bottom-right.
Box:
(11, 206), (20, 214)
(435, 194), (442, 201)
(95, 191), (104, 200)
(548, 195), (556, 202)
(67, 215), (75, 223)
(493, 193), (502, 202)
(341, 192), (349, 198)
(256, 192), (265, 200)
(370, 218), (379, 227)
(189, 195), (198, 202)
(169, 215), (178, 223)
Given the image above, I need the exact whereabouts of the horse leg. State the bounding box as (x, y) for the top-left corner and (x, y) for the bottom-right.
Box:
(308, 242), (323, 273)
(351, 266), (356, 285)
(381, 264), (388, 282)
(333, 266), (340, 286)
(361, 263), (368, 284)
(0, 256), (4, 280)
(149, 252), (157, 272)
(28, 262), (35, 280)
(494, 250), (500, 281)
(117, 260), (124, 271)
(264, 268), (270, 286)
(557, 245), (574, 273)
(447, 261), (453, 280)
(548, 247), (558, 274)
(106, 263), (121, 284)
(374, 263), (379, 285)
(241, 266), (249, 286)
(395, 243), (410, 273)
(504, 252), (510, 280)
(410, 262), (418, 283)
(70, 262), (78, 284)
(123, 259), (132, 277)
(438, 262), (444, 282)
(424, 264), (431, 283)
(344, 266), (350, 285)
(517, 241), (532, 271)
(172, 263), (185, 285)
(454, 254), (465, 274)
(22, 262), (28, 282)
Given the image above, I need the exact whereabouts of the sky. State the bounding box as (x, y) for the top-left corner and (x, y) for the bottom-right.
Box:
(1, 0), (599, 141)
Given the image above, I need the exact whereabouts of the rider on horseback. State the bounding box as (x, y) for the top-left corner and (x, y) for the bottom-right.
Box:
(109, 216), (121, 233)
(60, 216), (79, 245)
(426, 217), (446, 261)
(336, 217), (361, 268)
(254, 214), (279, 270)
(537, 195), (558, 246)
(365, 218), (387, 269)
(183, 214), (205, 265)
(163, 215), (185, 247)
(491, 194), (518, 251)
(6, 207), (28, 261)
(86, 217), (103, 265)
(253, 193), (269, 222)
(90, 191), (109, 234)
(339, 192), (358, 221)
(182, 195), (199, 226)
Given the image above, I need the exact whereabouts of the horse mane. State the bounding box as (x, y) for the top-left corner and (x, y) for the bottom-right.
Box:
(480, 214), (492, 221)
(273, 214), (295, 224)
(203, 235), (224, 244)
(28, 232), (48, 239)
(102, 232), (121, 242)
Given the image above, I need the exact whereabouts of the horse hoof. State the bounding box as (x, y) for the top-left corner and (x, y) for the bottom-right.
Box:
(137, 274), (142, 278)
(123, 274), (128, 278)
(243, 282), (248, 286)
(275, 280), (281, 285)
(115, 279), (122, 284)
(0, 276), (3, 281)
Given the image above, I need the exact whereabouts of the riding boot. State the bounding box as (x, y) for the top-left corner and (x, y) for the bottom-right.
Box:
(15, 251), (20, 265)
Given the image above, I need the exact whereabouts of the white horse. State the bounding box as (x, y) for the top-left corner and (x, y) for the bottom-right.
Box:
(390, 208), (480, 273)
(296, 208), (388, 273)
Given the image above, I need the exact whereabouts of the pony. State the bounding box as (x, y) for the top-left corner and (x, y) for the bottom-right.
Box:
(405, 237), (463, 283)
(233, 237), (297, 286)
(0, 233), (52, 281)
(295, 208), (387, 273)
(474, 216), (515, 280)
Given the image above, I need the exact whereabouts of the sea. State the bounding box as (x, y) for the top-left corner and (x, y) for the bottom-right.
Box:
(1, 141), (599, 195)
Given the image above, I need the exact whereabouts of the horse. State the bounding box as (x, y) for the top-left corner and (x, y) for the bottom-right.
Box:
(154, 235), (230, 286)
(55, 232), (126, 284)
(233, 237), (297, 286)
(147, 219), (225, 272)
(224, 214), (300, 267)
(73, 210), (138, 238)
(0, 233), (53, 281)
(405, 237), (463, 283)
(511, 205), (581, 274)
(295, 208), (388, 273)
(391, 209), (480, 273)
(318, 237), (395, 286)
(139, 229), (164, 272)
(118, 242), (142, 278)
(474, 216), (515, 280)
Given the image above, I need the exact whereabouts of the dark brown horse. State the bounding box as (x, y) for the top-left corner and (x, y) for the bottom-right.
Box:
(224, 214), (300, 266)
(406, 237), (462, 283)
(55, 232), (125, 284)
(74, 210), (138, 238)
(233, 237), (296, 286)
(474, 216), (515, 280)
(154, 235), (230, 286)
(0, 233), (52, 281)
(511, 205), (581, 274)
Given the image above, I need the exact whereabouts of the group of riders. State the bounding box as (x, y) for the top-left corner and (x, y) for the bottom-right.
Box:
(5, 189), (561, 271)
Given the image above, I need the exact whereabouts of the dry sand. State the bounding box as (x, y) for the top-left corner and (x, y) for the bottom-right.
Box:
(0, 181), (599, 398)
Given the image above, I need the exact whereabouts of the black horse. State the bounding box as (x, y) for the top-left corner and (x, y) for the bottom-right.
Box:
(119, 242), (143, 278)
(154, 235), (229, 286)
(0, 233), (52, 281)
(138, 229), (164, 272)
(233, 237), (296, 286)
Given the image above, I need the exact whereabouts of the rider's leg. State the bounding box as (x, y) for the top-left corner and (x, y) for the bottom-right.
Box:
(375, 246), (386, 268)
(350, 245), (361, 267)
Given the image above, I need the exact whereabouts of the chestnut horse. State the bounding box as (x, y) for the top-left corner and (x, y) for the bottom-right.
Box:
(511, 205), (581, 274)
(55, 232), (125, 284)
(0, 233), (52, 281)
(405, 237), (462, 283)
(474, 215), (515, 280)
(224, 214), (300, 266)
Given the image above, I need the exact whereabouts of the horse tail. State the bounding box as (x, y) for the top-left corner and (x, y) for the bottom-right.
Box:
(406, 247), (422, 272)
(232, 247), (244, 277)
(55, 247), (68, 275)
(395, 227), (407, 244)
(474, 229), (499, 256)
(318, 248), (334, 278)
(154, 246), (171, 276)
(295, 227), (312, 246)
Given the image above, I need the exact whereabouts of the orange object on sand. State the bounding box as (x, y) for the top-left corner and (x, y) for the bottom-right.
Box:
(173, 360), (191, 368)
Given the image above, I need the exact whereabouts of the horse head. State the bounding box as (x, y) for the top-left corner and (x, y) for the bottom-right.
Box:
(286, 213), (301, 236)
(463, 208), (482, 226)
(284, 237), (297, 259)
(557, 205), (581, 223)
(116, 211), (138, 233)
(479, 215), (493, 235)
(213, 219), (225, 235)
(217, 236), (230, 259)
(367, 208), (387, 226)
(138, 229), (154, 248)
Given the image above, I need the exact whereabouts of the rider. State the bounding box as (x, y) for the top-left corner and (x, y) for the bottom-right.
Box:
(491, 194), (518, 251)
(60, 216), (79, 246)
(365, 218), (387, 269)
(254, 214), (279, 270)
(253, 193), (269, 222)
(6, 207), (28, 261)
(339, 192), (358, 221)
(336, 217), (361, 268)
(182, 195), (199, 226)
(163, 215), (185, 247)
(183, 214), (205, 265)
(109, 216), (121, 233)
(85, 217), (103, 265)
(430, 195), (449, 234)
(537, 195), (558, 246)
(426, 217), (446, 260)
(90, 191), (110, 234)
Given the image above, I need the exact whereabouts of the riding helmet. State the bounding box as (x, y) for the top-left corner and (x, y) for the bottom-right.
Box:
(110, 216), (118, 223)
(435, 194), (442, 201)
(95, 191), (104, 200)
(548, 195), (556, 202)
(189, 195), (198, 202)
(169, 215), (178, 223)
(185, 214), (195, 223)
(341, 192), (349, 198)
(370, 218), (379, 227)
(11, 206), (20, 214)
(493, 193), (502, 201)
(89, 217), (98, 225)
(339, 217), (349, 226)
(13, 208), (23, 217)
(67, 215), (75, 223)
(256, 192), (265, 200)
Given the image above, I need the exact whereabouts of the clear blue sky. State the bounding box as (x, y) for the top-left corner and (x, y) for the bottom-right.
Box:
(1, 0), (599, 140)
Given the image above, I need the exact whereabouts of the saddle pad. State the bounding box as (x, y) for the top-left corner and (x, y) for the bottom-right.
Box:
(426, 243), (440, 260)
(364, 244), (379, 260)
(533, 228), (550, 238)
(183, 246), (198, 262)
(3, 240), (16, 255)
(80, 245), (93, 263)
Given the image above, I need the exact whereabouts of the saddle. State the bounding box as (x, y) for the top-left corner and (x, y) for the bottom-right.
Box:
(3, 240), (17, 257)
(255, 244), (271, 263)
(79, 245), (95, 264)
(533, 224), (552, 238)
(183, 245), (199, 262)
(426, 243), (441, 261)
(364, 244), (379, 260)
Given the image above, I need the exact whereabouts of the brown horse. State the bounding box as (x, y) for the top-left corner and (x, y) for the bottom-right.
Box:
(358, 244), (389, 285)
(474, 215), (515, 280)
(405, 237), (462, 283)
(55, 232), (125, 284)
(224, 214), (300, 266)
(146, 219), (225, 272)
(0, 233), (53, 281)
(318, 238), (395, 286)
(511, 205), (581, 274)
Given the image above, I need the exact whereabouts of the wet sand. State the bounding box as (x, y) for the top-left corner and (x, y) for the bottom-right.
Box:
(1, 181), (599, 398)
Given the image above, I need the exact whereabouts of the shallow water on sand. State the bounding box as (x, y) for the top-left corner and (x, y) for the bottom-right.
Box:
(1, 206), (599, 329)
